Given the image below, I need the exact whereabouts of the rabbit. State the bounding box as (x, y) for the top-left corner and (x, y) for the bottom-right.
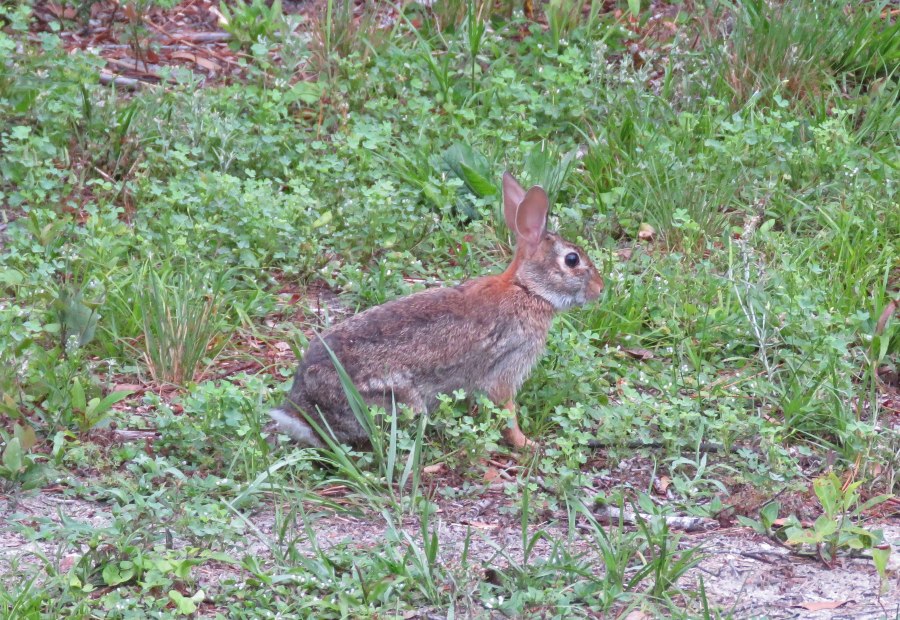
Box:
(270, 172), (604, 449)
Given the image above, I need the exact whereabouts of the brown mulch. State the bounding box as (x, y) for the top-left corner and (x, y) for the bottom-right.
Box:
(23, 0), (691, 91)
(30, 0), (244, 86)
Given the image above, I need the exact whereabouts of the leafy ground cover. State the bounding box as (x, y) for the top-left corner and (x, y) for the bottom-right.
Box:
(1, 0), (899, 617)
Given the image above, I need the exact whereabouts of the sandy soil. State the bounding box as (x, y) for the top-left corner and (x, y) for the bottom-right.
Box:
(3, 482), (899, 619)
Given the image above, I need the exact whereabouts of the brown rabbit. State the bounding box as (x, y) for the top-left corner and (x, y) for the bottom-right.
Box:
(270, 172), (604, 448)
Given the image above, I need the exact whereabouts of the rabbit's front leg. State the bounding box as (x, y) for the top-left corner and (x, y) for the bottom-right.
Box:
(499, 400), (536, 449)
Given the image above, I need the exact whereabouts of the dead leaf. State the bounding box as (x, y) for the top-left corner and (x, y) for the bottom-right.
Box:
(616, 247), (633, 261)
(624, 348), (654, 360)
(113, 383), (143, 392)
(653, 475), (671, 496)
(483, 467), (500, 483)
(273, 342), (291, 353)
(317, 485), (348, 496)
(463, 521), (497, 530)
(637, 222), (655, 242)
(875, 299), (898, 336)
(624, 611), (649, 620)
(793, 601), (849, 612)
(59, 554), (79, 572)
(46, 3), (76, 19)
(423, 462), (445, 475)
(773, 517), (813, 528)
(170, 52), (221, 73)
(209, 5), (228, 26)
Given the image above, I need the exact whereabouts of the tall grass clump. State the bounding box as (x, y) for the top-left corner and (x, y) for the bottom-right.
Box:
(138, 265), (230, 385)
(309, 0), (393, 80)
(714, 0), (900, 106)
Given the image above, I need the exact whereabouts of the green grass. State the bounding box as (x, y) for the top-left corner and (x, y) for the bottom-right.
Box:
(0, 0), (898, 616)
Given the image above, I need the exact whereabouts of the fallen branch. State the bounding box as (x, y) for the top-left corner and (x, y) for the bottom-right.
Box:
(99, 71), (157, 90)
(102, 56), (166, 76)
(144, 21), (240, 68)
(113, 429), (159, 442)
(593, 504), (718, 532)
(163, 31), (233, 44)
(529, 475), (717, 532)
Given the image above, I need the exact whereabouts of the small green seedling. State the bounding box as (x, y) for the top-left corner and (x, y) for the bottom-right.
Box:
(740, 473), (892, 580)
(0, 424), (49, 492)
(69, 379), (133, 433)
(219, 0), (285, 50)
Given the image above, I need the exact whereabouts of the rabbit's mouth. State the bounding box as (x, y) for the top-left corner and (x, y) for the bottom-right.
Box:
(533, 287), (590, 311)
(558, 277), (604, 309)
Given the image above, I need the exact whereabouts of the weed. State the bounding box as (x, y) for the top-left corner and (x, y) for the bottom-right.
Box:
(219, 0), (287, 51)
(309, 0), (390, 80)
(713, 0), (900, 106)
(739, 473), (892, 577)
(0, 424), (54, 494)
(136, 265), (230, 385)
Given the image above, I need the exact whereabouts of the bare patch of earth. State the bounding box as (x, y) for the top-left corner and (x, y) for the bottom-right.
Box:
(3, 481), (899, 618)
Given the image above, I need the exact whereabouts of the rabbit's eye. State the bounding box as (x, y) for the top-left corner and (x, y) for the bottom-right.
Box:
(564, 252), (580, 268)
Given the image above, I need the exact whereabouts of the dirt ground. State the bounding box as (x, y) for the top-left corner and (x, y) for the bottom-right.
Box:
(3, 480), (900, 619)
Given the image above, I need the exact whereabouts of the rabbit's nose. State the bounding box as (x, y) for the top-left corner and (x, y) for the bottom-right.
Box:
(588, 272), (604, 299)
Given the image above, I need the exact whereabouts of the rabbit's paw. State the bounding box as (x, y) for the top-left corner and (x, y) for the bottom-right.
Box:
(502, 425), (537, 449)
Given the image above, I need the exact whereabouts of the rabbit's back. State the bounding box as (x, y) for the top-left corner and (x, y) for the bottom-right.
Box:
(285, 275), (555, 442)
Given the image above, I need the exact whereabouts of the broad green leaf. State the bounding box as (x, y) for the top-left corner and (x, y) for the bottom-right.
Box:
(70, 379), (86, 413)
(102, 562), (134, 586)
(311, 211), (333, 228)
(10, 125), (31, 140)
(459, 162), (498, 197)
(2, 437), (23, 473)
(442, 142), (494, 197)
(873, 545), (890, 580)
(170, 558), (201, 580)
(813, 474), (840, 517)
(169, 590), (202, 615)
(760, 501), (780, 529)
(13, 423), (37, 451)
(784, 526), (820, 545)
(285, 81), (323, 105)
(856, 494), (894, 516)
(0, 393), (17, 416)
(0, 268), (23, 286)
(813, 514), (838, 537)
(20, 462), (48, 490)
(56, 289), (99, 348)
(89, 389), (133, 418)
(736, 515), (765, 534)
(51, 431), (66, 462)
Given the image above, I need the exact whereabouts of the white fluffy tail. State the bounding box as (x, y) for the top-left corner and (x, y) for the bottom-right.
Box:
(269, 408), (325, 448)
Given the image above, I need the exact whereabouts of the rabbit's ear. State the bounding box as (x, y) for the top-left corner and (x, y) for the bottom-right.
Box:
(516, 186), (549, 246)
(503, 172), (526, 234)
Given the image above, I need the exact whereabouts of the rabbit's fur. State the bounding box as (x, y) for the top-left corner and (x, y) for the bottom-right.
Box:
(270, 173), (604, 448)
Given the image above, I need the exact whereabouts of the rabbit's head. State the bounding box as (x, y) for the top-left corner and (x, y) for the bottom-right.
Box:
(502, 172), (604, 310)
